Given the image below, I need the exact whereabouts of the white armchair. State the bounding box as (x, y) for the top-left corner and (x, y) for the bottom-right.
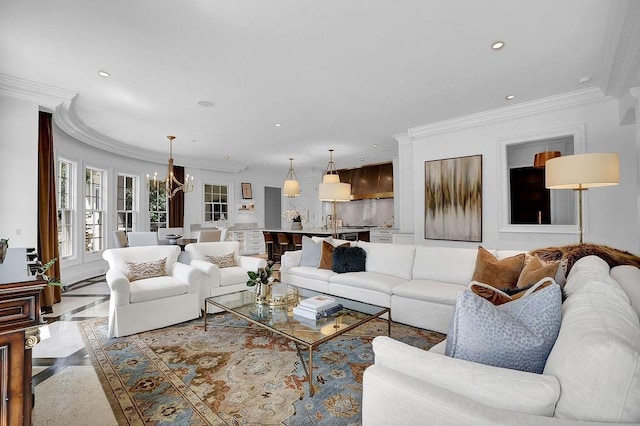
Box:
(102, 246), (202, 337)
(185, 241), (267, 312)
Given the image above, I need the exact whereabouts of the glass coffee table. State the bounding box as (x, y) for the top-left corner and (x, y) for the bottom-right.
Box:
(204, 286), (390, 396)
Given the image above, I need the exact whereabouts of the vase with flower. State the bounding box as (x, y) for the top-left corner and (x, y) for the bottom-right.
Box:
(246, 266), (275, 304)
(283, 209), (304, 230)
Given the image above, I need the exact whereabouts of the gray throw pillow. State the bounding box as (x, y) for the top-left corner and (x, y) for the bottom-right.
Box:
(300, 236), (323, 267)
(445, 283), (562, 374)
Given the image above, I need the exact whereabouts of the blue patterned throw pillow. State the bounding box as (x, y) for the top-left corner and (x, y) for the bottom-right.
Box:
(445, 283), (562, 374)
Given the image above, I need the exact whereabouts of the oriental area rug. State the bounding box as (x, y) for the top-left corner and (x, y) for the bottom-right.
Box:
(80, 313), (445, 425)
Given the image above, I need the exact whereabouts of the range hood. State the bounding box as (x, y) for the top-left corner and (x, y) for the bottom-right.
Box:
(338, 162), (394, 200)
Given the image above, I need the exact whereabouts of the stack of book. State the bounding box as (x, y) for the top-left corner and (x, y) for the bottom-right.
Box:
(293, 295), (343, 321)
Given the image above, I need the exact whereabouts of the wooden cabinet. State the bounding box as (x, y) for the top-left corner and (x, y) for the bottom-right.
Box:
(0, 248), (46, 426)
(339, 162), (394, 200)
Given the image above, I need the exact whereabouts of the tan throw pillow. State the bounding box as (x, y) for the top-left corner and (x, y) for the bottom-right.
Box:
(471, 246), (525, 290)
(517, 255), (559, 289)
(125, 257), (167, 282)
(470, 281), (513, 305)
(318, 241), (349, 270)
(206, 252), (237, 268)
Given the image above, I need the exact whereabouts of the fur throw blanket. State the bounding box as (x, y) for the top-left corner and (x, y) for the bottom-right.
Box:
(530, 243), (640, 275)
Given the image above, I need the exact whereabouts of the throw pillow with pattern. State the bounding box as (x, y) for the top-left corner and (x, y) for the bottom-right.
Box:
(125, 257), (167, 282)
(206, 252), (237, 268)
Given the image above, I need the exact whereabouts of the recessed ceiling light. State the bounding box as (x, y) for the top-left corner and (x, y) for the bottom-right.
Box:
(224, 156), (230, 159)
(491, 41), (505, 50)
(98, 70), (111, 78)
(372, 144), (379, 148)
(275, 123), (282, 127)
(197, 100), (215, 108)
(505, 95), (515, 100)
(263, 162), (268, 165)
(360, 157), (365, 161)
(578, 76), (592, 85)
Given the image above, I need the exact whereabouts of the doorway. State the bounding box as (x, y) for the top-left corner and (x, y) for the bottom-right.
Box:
(264, 186), (281, 229)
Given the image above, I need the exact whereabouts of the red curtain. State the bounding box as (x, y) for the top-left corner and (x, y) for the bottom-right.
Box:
(37, 112), (62, 307)
(168, 165), (185, 227)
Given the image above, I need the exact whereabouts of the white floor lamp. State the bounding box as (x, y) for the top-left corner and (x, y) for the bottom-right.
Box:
(545, 153), (619, 244)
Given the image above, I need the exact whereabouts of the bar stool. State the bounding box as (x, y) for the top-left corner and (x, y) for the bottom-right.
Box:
(275, 233), (290, 262)
(263, 232), (274, 261)
(292, 234), (303, 250)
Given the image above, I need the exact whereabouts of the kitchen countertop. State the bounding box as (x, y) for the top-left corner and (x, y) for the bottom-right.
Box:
(263, 228), (373, 234)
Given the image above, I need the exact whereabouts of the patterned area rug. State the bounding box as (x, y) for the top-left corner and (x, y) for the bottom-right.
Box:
(80, 313), (445, 425)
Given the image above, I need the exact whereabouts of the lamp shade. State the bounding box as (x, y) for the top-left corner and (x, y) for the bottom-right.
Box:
(546, 153), (619, 189)
(283, 179), (300, 197)
(322, 174), (340, 184)
(319, 182), (351, 201)
(533, 151), (561, 168)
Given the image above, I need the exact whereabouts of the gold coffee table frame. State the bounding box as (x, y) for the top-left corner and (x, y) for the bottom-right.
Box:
(204, 288), (390, 397)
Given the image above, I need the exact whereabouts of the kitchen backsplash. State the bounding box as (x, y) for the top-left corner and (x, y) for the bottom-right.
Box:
(336, 198), (394, 227)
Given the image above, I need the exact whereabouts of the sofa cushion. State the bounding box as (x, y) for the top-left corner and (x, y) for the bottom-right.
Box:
(543, 256), (640, 422)
(393, 280), (464, 306)
(373, 336), (561, 416)
(332, 246), (366, 273)
(286, 266), (337, 282)
(516, 255), (559, 289)
(205, 252), (237, 268)
(412, 246), (485, 285)
(318, 240), (349, 270)
(357, 241), (416, 280)
(125, 257), (167, 282)
(129, 275), (188, 303)
(471, 246), (525, 289)
(329, 271), (405, 295)
(445, 284), (562, 374)
(611, 265), (640, 318)
(300, 235), (323, 267)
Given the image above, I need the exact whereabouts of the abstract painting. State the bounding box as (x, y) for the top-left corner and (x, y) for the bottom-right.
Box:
(424, 155), (482, 241)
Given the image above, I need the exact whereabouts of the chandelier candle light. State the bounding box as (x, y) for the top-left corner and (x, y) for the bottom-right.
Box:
(147, 135), (194, 198)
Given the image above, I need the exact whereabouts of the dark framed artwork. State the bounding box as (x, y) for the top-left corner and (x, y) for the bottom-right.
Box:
(241, 182), (253, 199)
(424, 154), (482, 242)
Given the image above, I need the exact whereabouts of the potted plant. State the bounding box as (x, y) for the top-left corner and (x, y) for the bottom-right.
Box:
(246, 266), (275, 303)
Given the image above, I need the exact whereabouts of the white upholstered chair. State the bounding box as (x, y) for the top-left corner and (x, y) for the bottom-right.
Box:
(197, 229), (222, 242)
(185, 241), (267, 312)
(127, 231), (159, 247)
(102, 246), (202, 337)
(113, 230), (128, 248)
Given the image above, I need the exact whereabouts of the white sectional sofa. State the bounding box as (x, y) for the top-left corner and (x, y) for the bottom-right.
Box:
(362, 256), (640, 425)
(281, 240), (523, 333)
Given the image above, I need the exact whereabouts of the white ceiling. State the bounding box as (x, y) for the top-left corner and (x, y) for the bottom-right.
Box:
(1, 0), (638, 175)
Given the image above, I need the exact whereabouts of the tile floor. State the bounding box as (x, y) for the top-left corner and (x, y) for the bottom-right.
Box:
(32, 275), (117, 425)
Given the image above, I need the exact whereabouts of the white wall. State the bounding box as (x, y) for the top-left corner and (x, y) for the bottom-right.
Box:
(398, 95), (639, 253)
(0, 95), (39, 248)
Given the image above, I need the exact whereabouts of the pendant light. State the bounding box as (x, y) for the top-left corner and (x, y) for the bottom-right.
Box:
(318, 149), (351, 237)
(283, 158), (301, 198)
(533, 139), (561, 168)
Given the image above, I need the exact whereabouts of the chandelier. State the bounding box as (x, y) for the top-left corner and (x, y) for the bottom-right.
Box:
(283, 158), (301, 198)
(146, 135), (194, 198)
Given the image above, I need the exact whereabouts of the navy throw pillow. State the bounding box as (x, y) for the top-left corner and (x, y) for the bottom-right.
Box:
(332, 246), (366, 273)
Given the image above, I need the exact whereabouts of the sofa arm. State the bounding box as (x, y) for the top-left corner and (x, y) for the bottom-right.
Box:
(170, 262), (201, 294)
(237, 256), (267, 272)
(281, 250), (302, 271)
(372, 336), (560, 416)
(106, 268), (131, 307)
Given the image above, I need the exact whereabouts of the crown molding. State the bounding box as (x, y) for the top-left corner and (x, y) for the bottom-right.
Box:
(0, 73), (76, 110)
(0, 73), (247, 173)
(396, 87), (609, 141)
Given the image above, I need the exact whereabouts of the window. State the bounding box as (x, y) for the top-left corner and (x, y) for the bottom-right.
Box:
(85, 167), (105, 252)
(57, 159), (75, 259)
(204, 184), (228, 222)
(116, 174), (137, 231)
(149, 182), (167, 232)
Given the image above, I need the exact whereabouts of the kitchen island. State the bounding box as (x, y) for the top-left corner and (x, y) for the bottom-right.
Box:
(262, 228), (371, 261)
